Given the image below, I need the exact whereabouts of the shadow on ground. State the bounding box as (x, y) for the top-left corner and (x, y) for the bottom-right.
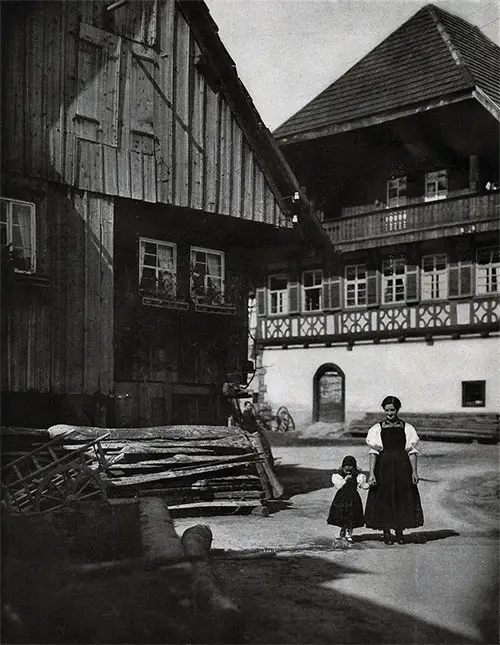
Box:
(212, 552), (488, 644)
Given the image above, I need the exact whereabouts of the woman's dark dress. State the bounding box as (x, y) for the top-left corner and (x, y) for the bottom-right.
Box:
(327, 474), (364, 528)
(364, 421), (424, 530)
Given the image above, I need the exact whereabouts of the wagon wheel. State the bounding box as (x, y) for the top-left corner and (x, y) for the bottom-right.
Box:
(34, 464), (106, 513)
(276, 406), (295, 433)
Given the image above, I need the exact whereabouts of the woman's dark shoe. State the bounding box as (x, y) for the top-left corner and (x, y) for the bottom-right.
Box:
(395, 532), (405, 545)
(383, 530), (394, 545)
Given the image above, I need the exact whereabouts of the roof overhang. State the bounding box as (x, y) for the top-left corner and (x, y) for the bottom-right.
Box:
(276, 90), (484, 146)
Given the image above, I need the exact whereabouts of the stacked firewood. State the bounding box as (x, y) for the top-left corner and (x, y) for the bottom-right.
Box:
(48, 424), (282, 512)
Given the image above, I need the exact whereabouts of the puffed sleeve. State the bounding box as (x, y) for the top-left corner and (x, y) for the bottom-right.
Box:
(404, 423), (420, 454)
(366, 423), (383, 454)
(331, 473), (346, 489)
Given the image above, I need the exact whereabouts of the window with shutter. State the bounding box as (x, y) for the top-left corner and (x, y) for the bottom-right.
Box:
(476, 247), (500, 294)
(0, 197), (36, 273)
(323, 276), (341, 311)
(344, 264), (367, 307)
(382, 258), (406, 303)
(422, 254), (448, 300)
(76, 24), (121, 146)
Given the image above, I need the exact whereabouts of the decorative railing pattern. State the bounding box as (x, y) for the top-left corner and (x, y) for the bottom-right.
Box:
(323, 192), (499, 245)
(258, 296), (500, 343)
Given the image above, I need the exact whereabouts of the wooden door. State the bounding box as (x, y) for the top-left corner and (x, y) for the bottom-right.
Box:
(314, 365), (345, 423)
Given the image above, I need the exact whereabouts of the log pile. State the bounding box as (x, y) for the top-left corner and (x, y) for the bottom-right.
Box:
(48, 424), (283, 512)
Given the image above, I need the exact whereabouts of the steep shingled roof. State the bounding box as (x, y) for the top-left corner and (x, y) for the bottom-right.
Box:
(274, 4), (500, 141)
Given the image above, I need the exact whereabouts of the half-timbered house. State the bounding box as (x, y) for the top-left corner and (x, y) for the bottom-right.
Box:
(254, 5), (500, 432)
(1, 0), (330, 427)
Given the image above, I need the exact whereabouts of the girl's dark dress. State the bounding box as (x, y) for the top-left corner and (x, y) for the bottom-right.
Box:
(327, 474), (364, 528)
(365, 421), (424, 530)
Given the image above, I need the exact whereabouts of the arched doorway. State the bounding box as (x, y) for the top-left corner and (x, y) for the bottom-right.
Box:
(313, 364), (345, 423)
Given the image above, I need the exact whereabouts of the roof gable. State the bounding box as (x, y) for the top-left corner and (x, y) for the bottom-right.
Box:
(274, 4), (500, 141)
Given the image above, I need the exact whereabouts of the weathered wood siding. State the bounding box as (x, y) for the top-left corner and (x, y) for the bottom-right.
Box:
(2, 181), (114, 395)
(2, 0), (288, 226)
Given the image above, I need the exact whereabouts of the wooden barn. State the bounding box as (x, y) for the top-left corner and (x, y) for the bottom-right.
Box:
(0, 0), (331, 428)
(254, 5), (500, 439)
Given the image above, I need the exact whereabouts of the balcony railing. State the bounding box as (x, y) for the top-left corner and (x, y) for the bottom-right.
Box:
(323, 191), (499, 246)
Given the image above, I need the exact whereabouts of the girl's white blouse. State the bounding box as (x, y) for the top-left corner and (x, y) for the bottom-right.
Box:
(366, 422), (420, 455)
(331, 473), (368, 489)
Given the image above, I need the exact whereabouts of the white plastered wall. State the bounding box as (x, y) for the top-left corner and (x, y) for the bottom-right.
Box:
(259, 335), (500, 426)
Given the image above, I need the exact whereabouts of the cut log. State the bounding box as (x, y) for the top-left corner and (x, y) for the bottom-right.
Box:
(107, 452), (258, 470)
(49, 424), (243, 441)
(107, 460), (259, 487)
(247, 434), (283, 499)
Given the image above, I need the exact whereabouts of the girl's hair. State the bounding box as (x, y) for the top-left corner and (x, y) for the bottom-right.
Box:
(341, 455), (358, 470)
(381, 395), (402, 410)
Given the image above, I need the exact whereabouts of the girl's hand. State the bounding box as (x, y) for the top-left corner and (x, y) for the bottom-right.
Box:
(368, 474), (376, 487)
(412, 473), (419, 485)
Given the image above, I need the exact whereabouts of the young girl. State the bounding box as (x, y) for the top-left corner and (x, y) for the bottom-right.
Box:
(327, 455), (368, 542)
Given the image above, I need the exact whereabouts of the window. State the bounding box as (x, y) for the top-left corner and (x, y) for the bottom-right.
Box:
(425, 170), (447, 201)
(477, 247), (499, 294)
(345, 264), (367, 307)
(387, 177), (407, 208)
(462, 381), (486, 408)
(139, 238), (177, 298)
(268, 275), (288, 315)
(0, 197), (36, 273)
(302, 270), (323, 312)
(382, 257), (406, 303)
(422, 254), (448, 300)
(190, 247), (224, 302)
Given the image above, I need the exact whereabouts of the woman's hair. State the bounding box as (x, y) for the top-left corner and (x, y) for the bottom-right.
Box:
(381, 395), (402, 410)
(341, 455), (358, 470)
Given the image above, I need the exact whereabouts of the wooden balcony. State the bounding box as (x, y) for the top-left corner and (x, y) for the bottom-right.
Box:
(323, 191), (500, 252)
(256, 295), (500, 346)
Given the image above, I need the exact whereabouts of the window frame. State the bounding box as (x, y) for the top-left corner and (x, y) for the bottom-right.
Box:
(190, 246), (225, 302)
(462, 380), (486, 408)
(268, 274), (289, 316)
(138, 237), (177, 299)
(0, 197), (37, 274)
(382, 257), (406, 304)
(421, 253), (448, 301)
(344, 264), (367, 308)
(386, 176), (407, 208)
(302, 269), (323, 313)
(425, 170), (448, 202)
(476, 247), (499, 295)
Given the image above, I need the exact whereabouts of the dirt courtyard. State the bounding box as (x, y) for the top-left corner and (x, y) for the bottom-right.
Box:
(174, 439), (499, 644)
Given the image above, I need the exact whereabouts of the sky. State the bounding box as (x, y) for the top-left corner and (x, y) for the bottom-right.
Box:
(204, 0), (500, 131)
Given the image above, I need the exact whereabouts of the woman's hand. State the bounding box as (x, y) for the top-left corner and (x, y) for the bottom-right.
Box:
(368, 474), (377, 487)
(412, 473), (419, 485)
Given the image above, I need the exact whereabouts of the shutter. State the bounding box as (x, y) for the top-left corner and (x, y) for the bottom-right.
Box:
(328, 276), (342, 310)
(448, 263), (460, 297)
(460, 262), (472, 296)
(406, 264), (419, 302)
(322, 280), (331, 311)
(77, 24), (121, 145)
(288, 282), (300, 313)
(366, 269), (378, 306)
(130, 42), (156, 153)
(256, 287), (266, 316)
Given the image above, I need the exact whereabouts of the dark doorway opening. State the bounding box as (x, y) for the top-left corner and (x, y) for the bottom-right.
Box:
(313, 364), (345, 423)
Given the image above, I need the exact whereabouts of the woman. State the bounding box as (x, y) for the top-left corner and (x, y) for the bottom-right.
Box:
(365, 396), (424, 545)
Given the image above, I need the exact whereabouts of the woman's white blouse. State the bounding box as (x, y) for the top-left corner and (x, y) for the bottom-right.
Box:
(366, 422), (420, 455)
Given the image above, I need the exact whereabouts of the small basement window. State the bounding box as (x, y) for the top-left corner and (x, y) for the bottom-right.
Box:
(462, 381), (486, 408)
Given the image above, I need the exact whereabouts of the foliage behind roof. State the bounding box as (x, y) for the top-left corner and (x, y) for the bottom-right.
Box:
(274, 4), (500, 142)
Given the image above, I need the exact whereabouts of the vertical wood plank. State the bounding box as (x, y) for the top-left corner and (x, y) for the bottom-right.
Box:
(231, 118), (243, 217)
(204, 86), (219, 212)
(156, 0), (175, 204)
(190, 42), (205, 210)
(174, 11), (190, 206)
(84, 193), (102, 392)
(99, 197), (114, 393)
(254, 161), (264, 222)
(242, 141), (254, 220)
